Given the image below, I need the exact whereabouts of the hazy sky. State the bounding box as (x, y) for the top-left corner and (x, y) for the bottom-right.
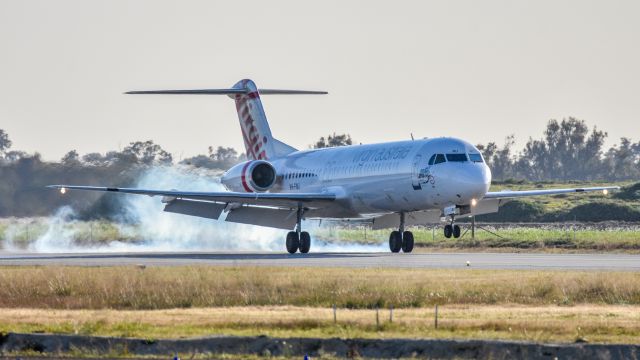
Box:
(1, 0), (639, 160)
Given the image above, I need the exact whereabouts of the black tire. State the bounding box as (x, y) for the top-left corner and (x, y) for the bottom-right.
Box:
(299, 231), (311, 254)
(286, 231), (300, 254)
(453, 225), (461, 238)
(402, 231), (414, 253)
(444, 225), (453, 238)
(389, 231), (402, 253)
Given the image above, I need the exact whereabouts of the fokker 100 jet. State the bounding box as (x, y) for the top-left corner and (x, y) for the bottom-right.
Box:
(50, 79), (619, 254)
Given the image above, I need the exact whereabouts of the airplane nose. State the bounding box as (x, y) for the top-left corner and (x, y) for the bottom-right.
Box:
(466, 164), (490, 199)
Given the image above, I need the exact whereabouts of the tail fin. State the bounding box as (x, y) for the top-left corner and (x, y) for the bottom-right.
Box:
(126, 79), (326, 160)
(232, 79), (285, 160)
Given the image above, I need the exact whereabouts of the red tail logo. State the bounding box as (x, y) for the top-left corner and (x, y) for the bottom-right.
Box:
(235, 91), (267, 160)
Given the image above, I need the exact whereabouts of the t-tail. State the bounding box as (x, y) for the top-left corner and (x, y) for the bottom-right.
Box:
(126, 79), (327, 160)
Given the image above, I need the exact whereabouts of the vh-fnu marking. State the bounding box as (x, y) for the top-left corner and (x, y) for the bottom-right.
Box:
(50, 79), (619, 254)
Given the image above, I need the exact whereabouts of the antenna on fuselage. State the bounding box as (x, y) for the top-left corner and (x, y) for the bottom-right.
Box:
(410, 133), (414, 140)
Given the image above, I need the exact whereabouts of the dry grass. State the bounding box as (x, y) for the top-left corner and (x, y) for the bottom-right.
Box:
(0, 266), (639, 309)
(0, 305), (638, 344)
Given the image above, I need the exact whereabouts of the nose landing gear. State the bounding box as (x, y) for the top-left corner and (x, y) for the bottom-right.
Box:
(389, 212), (414, 253)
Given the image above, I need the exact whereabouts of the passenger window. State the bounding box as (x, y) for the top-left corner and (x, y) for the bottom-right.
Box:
(434, 154), (446, 164)
(428, 154), (436, 165)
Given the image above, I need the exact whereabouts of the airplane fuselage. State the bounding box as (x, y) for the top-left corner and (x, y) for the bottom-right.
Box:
(223, 137), (491, 219)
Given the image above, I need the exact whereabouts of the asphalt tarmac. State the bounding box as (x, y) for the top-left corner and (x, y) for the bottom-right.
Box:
(0, 251), (638, 270)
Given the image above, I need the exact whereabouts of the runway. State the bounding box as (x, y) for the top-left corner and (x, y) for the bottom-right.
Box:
(0, 251), (639, 270)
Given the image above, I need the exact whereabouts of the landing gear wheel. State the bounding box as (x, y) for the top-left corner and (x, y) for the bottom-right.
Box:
(389, 231), (402, 253)
(444, 225), (453, 238)
(453, 225), (461, 238)
(286, 231), (300, 254)
(299, 231), (311, 254)
(402, 231), (414, 253)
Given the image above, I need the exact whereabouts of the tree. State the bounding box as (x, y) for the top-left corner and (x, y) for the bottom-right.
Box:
(603, 138), (640, 180)
(122, 140), (173, 165)
(314, 133), (353, 148)
(3, 150), (27, 162)
(475, 142), (497, 168)
(0, 129), (12, 156)
(524, 118), (608, 180)
(61, 150), (81, 166)
(514, 138), (549, 181)
(82, 152), (107, 166)
(491, 135), (516, 180)
(208, 146), (239, 163)
(477, 136), (515, 180)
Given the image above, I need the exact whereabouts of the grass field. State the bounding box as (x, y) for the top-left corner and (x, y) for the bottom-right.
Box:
(0, 266), (639, 309)
(1, 305), (638, 344)
(2, 218), (640, 252)
(315, 224), (640, 251)
(0, 266), (639, 345)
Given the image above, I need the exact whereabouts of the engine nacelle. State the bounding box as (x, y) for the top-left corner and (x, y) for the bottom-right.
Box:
(221, 160), (277, 192)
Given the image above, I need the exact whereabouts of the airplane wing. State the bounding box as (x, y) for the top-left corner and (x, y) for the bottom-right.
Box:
(47, 185), (336, 209)
(483, 186), (619, 199)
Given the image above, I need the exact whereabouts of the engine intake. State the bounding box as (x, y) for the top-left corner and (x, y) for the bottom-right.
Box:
(221, 160), (277, 192)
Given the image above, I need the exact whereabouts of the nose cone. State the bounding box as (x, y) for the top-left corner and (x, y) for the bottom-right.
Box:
(458, 164), (490, 201)
(478, 164), (491, 195)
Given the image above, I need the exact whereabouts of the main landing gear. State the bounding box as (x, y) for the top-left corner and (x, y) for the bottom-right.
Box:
(389, 212), (414, 253)
(443, 216), (461, 238)
(286, 206), (311, 254)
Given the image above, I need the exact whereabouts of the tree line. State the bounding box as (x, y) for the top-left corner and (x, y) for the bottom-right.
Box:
(477, 118), (640, 181)
(0, 119), (638, 218)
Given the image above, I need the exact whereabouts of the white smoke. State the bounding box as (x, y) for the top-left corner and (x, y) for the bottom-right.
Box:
(24, 207), (77, 252)
(9, 166), (385, 253)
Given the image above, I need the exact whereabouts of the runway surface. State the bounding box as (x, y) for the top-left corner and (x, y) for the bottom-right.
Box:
(0, 251), (639, 270)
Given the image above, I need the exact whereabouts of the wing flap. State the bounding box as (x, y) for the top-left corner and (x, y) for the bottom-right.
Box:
(163, 199), (226, 220)
(371, 210), (442, 230)
(225, 206), (297, 230)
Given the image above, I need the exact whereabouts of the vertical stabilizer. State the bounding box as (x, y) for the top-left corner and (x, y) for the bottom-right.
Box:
(232, 79), (277, 160)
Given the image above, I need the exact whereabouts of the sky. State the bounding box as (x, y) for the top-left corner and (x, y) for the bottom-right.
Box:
(1, 0), (639, 161)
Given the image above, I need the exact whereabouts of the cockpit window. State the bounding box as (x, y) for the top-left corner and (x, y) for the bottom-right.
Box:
(446, 153), (468, 162)
(434, 154), (446, 164)
(469, 153), (483, 163)
(428, 154), (436, 165)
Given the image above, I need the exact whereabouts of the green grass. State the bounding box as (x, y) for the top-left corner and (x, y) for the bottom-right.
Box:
(1, 305), (638, 344)
(315, 226), (640, 251)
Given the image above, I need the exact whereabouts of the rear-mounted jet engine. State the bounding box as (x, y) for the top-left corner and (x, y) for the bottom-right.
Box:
(221, 160), (277, 193)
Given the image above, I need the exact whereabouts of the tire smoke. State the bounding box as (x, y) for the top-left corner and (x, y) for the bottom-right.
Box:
(4, 166), (384, 253)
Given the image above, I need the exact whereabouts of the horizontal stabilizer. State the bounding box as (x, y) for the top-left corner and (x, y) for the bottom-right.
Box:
(125, 89), (327, 95)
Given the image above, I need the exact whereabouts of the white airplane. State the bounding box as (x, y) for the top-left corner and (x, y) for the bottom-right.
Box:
(50, 79), (619, 254)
